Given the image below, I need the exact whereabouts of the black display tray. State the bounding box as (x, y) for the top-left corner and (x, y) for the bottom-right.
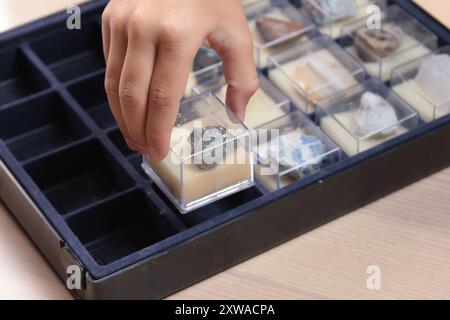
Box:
(0, 0), (449, 299)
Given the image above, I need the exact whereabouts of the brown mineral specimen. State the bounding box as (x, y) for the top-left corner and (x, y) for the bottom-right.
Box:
(355, 23), (404, 62)
(256, 16), (305, 43)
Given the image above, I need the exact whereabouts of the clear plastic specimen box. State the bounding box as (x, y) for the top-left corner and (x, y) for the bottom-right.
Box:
(317, 78), (419, 156)
(268, 34), (366, 113)
(244, 0), (316, 68)
(391, 46), (450, 123)
(300, 0), (386, 39)
(254, 110), (341, 191)
(192, 65), (291, 128)
(142, 93), (254, 213)
(340, 4), (438, 81)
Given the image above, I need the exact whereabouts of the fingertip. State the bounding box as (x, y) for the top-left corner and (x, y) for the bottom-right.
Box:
(225, 77), (259, 122)
(146, 145), (169, 162)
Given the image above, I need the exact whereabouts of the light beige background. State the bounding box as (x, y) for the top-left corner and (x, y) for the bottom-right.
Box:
(0, 0), (450, 300)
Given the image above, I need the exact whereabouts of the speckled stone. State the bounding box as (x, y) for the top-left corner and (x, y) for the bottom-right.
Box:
(353, 91), (399, 137)
(189, 126), (233, 170)
(283, 133), (327, 179)
(355, 23), (404, 62)
(303, 0), (358, 26)
(256, 16), (305, 43)
(262, 130), (327, 180)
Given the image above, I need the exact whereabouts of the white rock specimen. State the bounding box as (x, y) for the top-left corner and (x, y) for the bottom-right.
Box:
(415, 54), (450, 106)
(303, 0), (358, 26)
(353, 92), (398, 137)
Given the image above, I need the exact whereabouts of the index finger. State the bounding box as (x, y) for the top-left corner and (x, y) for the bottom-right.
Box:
(145, 35), (200, 161)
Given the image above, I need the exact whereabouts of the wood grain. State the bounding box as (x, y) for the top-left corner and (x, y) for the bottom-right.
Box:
(0, 0), (449, 300)
(413, 0), (450, 30)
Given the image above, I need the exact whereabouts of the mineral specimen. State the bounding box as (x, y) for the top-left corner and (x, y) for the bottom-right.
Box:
(256, 16), (305, 43)
(303, 0), (358, 26)
(193, 47), (222, 84)
(189, 126), (234, 170)
(355, 23), (404, 62)
(415, 54), (450, 105)
(353, 91), (398, 137)
(261, 129), (327, 180)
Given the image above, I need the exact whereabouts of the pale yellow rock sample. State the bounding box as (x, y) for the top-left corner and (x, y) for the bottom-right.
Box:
(269, 49), (358, 112)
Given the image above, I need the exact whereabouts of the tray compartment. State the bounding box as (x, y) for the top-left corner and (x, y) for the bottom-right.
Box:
(66, 190), (179, 266)
(23, 140), (135, 215)
(0, 47), (50, 107)
(0, 92), (91, 161)
(108, 128), (148, 178)
(67, 73), (115, 129)
(29, 21), (105, 82)
(154, 184), (265, 227)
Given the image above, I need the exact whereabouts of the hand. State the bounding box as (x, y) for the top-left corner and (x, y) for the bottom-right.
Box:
(102, 0), (258, 161)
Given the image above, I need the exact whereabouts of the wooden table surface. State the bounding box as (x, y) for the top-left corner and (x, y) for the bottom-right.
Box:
(0, 0), (449, 300)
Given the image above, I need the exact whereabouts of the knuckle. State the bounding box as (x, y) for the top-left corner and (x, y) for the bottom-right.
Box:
(159, 21), (185, 43)
(236, 34), (253, 53)
(101, 9), (110, 24)
(245, 77), (260, 95)
(104, 75), (119, 96)
(128, 12), (146, 39)
(149, 86), (170, 111)
(101, 2), (113, 22)
(110, 12), (127, 31)
(119, 82), (139, 107)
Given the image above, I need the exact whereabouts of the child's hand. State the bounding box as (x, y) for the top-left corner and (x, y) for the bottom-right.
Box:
(102, 0), (258, 161)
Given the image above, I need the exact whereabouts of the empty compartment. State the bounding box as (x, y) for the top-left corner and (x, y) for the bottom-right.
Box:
(142, 93), (254, 213)
(254, 110), (341, 191)
(268, 35), (366, 113)
(300, 0), (386, 39)
(68, 73), (116, 129)
(244, 0), (316, 68)
(0, 92), (91, 161)
(0, 47), (49, 107)
(66, 190), (179, 266)
(193, 68), (291, 128)
(108, 129), (148, 178)
(317, 78), (419, 156)
(391, 46), (450, 123)
(24, 140), (135, 214)
(340, 4), (437, 81)
(30, 21), (105, 82)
